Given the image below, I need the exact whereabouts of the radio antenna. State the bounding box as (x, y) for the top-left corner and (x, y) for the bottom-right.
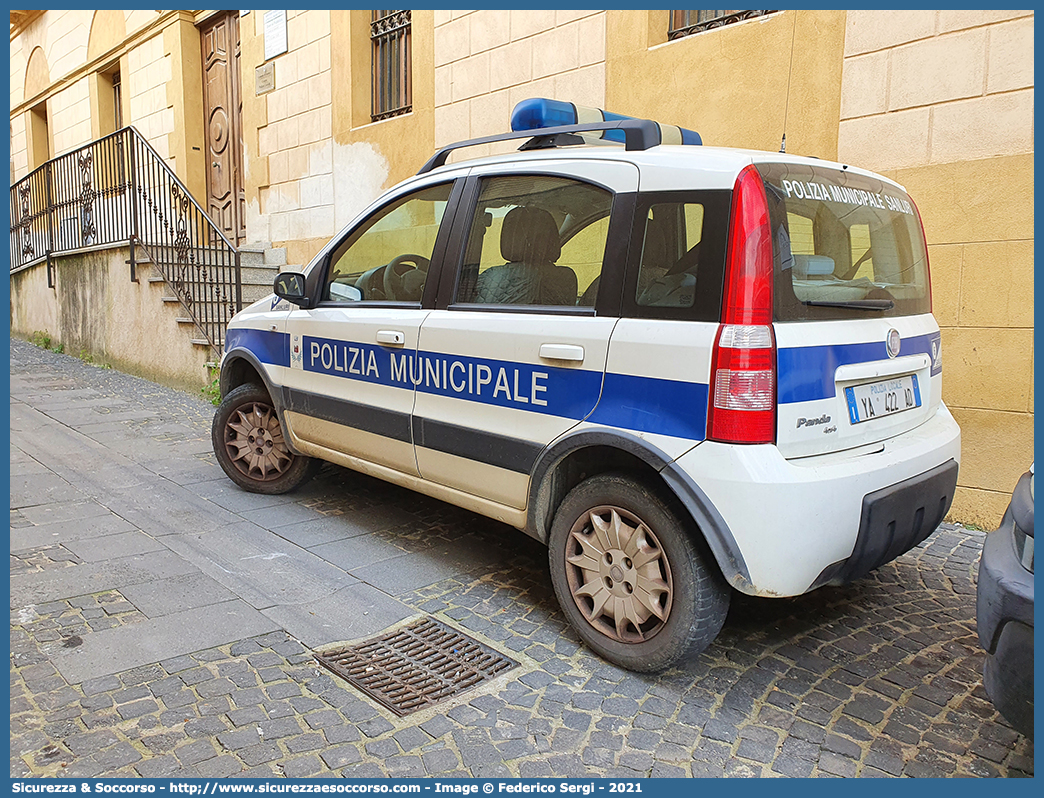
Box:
(780, 12), (798, 153)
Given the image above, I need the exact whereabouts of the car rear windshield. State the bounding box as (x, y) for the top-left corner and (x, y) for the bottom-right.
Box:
(755, 162), (930, 321)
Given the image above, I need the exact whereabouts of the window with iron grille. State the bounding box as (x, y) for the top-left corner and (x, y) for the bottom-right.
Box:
(371, 10), (412, 121)
(669, 10), (777, 40)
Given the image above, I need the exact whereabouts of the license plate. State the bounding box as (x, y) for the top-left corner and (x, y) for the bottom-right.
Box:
(845, 374), (921, 424)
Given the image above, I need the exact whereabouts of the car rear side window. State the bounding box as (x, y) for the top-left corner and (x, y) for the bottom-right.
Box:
(619, 191), (730, 322)
(756, 162), (931, 321)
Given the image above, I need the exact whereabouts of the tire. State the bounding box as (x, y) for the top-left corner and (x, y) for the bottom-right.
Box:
(548, 472), (730, 672)
(211, 383), (320, 495)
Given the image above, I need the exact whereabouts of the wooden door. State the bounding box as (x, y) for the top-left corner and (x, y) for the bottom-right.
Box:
(200, 12), (245, 244)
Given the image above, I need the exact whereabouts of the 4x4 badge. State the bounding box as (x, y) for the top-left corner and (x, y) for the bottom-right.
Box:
(886, 328), (901, 358)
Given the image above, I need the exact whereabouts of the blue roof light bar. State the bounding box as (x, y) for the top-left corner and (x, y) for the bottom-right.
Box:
(511, 98), (702, 146)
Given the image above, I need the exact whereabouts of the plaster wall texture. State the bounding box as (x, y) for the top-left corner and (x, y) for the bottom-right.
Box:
(10, 252), (212, 392)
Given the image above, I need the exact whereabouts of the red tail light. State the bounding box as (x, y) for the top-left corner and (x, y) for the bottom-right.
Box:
(708, 165), (776, 444)
(911, 197), (932, 314)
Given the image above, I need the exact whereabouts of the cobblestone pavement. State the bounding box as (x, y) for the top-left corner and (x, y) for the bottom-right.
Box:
(9, 338), (1034, 779)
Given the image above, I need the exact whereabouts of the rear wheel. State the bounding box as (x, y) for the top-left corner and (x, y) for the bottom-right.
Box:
(548, 473), (729, 672)
(212, 383), (319, 494)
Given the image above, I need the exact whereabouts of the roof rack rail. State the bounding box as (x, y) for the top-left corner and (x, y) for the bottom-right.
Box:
(417, 118), (661, 175)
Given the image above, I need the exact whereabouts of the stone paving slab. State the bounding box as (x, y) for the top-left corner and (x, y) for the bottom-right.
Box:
(10, 512), (138, 552)
(347, 536), (509, 597)
(8, 338), (1035, 779)
(9, 472), (92, 509)
(63, 530), (166, 563)
(160, 521), (359, 611)
(101, 487), (242, 539)
(10, 550), (201, 608)
(136, 457), (226, 487)
(260, 583), (415, 649)
(119, 573), (242, 618)
(47, 599), (281, 684)
(17, 498), (114, 526)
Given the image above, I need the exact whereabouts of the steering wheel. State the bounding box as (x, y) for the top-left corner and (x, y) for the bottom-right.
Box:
(383, 254), (430, 301)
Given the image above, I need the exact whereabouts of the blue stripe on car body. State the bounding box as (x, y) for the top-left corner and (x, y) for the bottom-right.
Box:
(225, 327), (289, 366)
(226, 327), (940, 440)
(777, 331), (940, 405)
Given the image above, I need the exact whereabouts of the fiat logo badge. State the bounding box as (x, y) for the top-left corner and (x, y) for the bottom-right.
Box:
(886, 329), (901, 358)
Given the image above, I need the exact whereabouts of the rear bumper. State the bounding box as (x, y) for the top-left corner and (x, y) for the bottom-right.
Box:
(810, 459), (958, 587)
(674, 402), (961, 596)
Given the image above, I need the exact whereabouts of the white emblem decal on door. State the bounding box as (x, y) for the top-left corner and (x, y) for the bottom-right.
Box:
(290, 334), (303, 369)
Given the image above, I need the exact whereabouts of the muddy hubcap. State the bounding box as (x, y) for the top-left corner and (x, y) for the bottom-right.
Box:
(564, 505), (673, 643)
(224, 401), (293, 482)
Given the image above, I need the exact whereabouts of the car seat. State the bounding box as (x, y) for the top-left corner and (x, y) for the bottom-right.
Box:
(637, 221), (699, 308)
(474, 206), (577, 305)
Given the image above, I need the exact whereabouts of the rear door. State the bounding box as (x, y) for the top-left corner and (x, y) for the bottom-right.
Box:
(755, 162), (942, 459)
(412, 160), (638, 508)
(588, 188), (732, 461)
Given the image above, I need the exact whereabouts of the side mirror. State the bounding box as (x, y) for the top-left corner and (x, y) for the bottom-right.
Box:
(274, 272), (310, 306)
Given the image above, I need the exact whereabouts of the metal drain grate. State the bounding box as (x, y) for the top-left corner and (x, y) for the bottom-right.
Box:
(315, 616), (518, 716)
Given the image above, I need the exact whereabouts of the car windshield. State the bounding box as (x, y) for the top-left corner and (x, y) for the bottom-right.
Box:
(756, 162), (931, 321)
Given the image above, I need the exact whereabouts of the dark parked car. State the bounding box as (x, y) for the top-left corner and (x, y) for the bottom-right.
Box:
(976, 464), (1034, 738)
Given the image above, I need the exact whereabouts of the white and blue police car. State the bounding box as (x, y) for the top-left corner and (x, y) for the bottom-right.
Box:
(213, 98), (961, 671)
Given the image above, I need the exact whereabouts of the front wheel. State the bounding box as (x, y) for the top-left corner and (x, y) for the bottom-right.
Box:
(548, 473), (730, 672)
(212, 383), (319, 494)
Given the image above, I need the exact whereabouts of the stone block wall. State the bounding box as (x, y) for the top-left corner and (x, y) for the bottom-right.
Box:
(10, 11), (175, 180)
(838, 10), (1035, 524)
(433, 10), (606, 157)
(250, 10), (336, 250)
(127, 33), (174, 163)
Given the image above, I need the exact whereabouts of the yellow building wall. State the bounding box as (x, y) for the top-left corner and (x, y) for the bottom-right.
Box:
(324, 10), (435, 267)
(126, 33), (173, 161)
(10, 11), (190, 184)
(241, 10), (437, 267)
(433, 10), (606, 158)
(46, 11), (93, 80)
(837, 10), (1034, 527)
(242, 10), (334, 261)
(606, 10), (846, 158)
(48, 78), (92, 159)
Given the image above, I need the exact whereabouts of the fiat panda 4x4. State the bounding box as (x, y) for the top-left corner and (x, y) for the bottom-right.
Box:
(212, 99), (960, 671)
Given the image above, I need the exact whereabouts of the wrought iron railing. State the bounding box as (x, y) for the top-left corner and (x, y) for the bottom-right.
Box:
(9, 126), (242, 354)
(669, 10), (778, 40)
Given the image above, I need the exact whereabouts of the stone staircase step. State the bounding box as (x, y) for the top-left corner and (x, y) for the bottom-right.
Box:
(241, 266), (279, 286)
(142, 259), (275, 289)
(239, 245), (286, 268)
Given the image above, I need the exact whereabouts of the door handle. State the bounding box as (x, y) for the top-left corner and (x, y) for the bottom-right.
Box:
(376, 330), (405, 346)
(539, 343), (585, 362)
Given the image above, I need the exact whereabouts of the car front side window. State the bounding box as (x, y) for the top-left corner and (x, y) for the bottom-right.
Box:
(324, 183), (453, 303)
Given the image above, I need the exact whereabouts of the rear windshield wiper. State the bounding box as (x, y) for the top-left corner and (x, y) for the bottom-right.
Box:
(802, 299), (895, 311)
